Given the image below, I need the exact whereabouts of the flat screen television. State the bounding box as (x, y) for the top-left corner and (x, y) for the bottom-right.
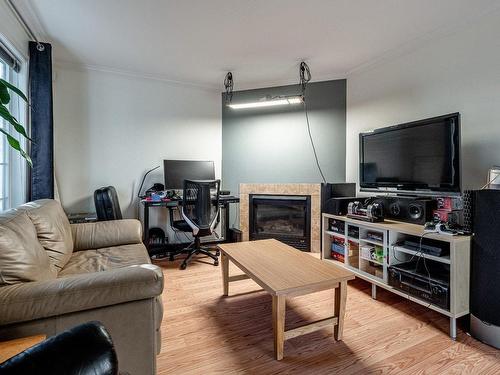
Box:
(359, 113), (461, 195)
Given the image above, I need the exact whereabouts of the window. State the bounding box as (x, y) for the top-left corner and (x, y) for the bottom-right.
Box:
(0, 59), (8, 210)
(0, 41), (26, 211)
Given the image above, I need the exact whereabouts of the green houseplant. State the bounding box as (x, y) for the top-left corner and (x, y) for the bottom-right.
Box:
(0, 78), (31, 165)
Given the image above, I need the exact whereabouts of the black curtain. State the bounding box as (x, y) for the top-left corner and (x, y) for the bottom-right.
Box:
(29, 41), (54, 200)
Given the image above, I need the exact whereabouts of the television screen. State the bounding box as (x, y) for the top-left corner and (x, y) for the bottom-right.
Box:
(359, 113), (461, 194)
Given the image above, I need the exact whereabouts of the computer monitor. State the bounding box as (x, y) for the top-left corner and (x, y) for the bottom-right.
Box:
(163, 160), (215, 190)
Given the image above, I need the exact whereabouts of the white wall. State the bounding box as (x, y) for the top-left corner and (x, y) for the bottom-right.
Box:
(53, 66), (221, 218)
(347, 10), (500, 191)
(0, 2), (28, 58)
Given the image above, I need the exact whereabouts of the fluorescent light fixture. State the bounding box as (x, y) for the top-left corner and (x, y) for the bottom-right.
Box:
(228, 95), (303, 109)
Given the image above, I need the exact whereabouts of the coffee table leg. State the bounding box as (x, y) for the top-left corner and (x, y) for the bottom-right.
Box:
(221, 252), (229, 296)
(334, 281), (347, 340)
(272, 295), (286, 360)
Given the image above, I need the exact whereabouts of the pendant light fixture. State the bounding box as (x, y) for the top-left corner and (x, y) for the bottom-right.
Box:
(224, 61), (311, 110)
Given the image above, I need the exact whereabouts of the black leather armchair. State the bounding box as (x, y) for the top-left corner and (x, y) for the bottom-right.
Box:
(0, 321), (118, 375)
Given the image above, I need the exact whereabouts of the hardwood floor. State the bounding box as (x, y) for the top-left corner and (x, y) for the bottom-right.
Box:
(154, 255), (499, 374)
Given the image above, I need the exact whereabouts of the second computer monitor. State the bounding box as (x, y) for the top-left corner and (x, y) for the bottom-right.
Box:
(163, 160), (215, 190)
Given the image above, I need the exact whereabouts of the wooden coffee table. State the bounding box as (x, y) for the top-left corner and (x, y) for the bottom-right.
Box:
(217, 239), (355, 360)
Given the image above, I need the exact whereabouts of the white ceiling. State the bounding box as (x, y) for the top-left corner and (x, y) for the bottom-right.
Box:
(16, 0), (500, 90)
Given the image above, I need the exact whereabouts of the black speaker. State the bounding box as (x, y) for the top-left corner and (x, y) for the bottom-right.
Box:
(374, 196), (436, 225)
(470, 189), (500, 348)
(462, 190), (475, 233)
(321, 183), (356, 212)
(323, 197), (358, 215)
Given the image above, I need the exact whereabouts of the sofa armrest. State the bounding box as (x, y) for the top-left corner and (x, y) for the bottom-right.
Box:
(71, 219), (142, 251)
(0, 264), (163, 326)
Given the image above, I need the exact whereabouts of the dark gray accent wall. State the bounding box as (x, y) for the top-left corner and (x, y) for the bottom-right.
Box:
(222, 79), (347, 198)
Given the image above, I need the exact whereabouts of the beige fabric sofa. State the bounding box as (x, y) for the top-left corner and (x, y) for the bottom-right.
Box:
(0, 199), (163, 374)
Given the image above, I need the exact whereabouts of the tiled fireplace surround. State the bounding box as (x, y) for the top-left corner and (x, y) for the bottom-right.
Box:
(239, 183), (321, 253)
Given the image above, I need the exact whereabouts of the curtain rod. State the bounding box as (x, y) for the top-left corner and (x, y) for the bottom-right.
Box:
(6, 0), (45, 51)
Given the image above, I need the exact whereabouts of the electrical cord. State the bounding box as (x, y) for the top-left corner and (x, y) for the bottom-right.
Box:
(304, 99), (327, 184)
(300, 61), (327, 184)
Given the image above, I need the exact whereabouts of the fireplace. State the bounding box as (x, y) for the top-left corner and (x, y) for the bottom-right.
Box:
(249, 194), (311, 251)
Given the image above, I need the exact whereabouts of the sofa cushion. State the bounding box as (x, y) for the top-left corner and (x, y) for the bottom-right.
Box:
(71, 220), (143, 251)
(59, 243), (151, 277)
(0, 263), (164, 325)
(18, 199), (74, 272)
(0, 210), (56, 285)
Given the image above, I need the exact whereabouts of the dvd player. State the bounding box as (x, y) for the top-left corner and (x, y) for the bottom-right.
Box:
(395, 240), (449, 257)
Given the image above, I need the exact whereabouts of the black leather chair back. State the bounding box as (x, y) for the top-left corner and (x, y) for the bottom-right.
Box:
(94, 186), (123, 221)
(0, 321), (118, 375)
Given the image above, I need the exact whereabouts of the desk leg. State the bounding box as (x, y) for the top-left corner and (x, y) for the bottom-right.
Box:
(272, 295), (286, 360)
(334, 281), (347, 341)
(221, 252), (229, 296)
(143, 204), (149, 245)
(224, 204), (230, 242)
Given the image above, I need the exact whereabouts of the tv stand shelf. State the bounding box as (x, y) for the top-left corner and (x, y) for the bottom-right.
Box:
(322, 213), (472, 339)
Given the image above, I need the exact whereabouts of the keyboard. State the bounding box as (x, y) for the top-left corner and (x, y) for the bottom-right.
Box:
(219, 195), (239, 203)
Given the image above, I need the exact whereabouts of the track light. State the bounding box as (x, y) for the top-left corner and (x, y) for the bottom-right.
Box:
(227, 95), (303, 110)
(223, 61), (311, 110)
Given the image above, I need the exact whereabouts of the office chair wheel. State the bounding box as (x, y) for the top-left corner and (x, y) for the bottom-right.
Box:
(214, 260), (219, 266)
(180, 263), (187, 270)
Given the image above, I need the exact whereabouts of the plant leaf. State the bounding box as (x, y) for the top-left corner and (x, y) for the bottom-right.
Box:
(0, 78), (28, 103)
(0, 128), (32, 166)
(19, 148), (32, 166)
(0, 82), (10, 104)
(0, 104), (32, 142)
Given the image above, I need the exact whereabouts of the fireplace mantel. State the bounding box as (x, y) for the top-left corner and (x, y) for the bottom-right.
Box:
(239, 183), (321, 252)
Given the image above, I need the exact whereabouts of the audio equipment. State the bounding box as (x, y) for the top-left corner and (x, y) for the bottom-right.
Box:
(347, 200), (384, 222)
(323, 196), (358, 215)
(388, 260), (450, 310)
(462, 190), (475, 234)
(470, 189), (500, 348)
(436, 196), (463, 210)
(321, 183), (356, 212)
(432, 209), (460, 224)
(375, 196), (436, 225)
(328, 218), (345, 233)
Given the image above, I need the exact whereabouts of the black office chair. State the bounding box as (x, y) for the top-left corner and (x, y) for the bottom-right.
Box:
(172, 179), (221, 270)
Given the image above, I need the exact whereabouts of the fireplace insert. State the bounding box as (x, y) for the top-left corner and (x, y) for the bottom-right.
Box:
(249, 195), (311, 251)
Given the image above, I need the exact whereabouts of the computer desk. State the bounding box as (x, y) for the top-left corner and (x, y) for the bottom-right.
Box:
(140, 196), (239, 255)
